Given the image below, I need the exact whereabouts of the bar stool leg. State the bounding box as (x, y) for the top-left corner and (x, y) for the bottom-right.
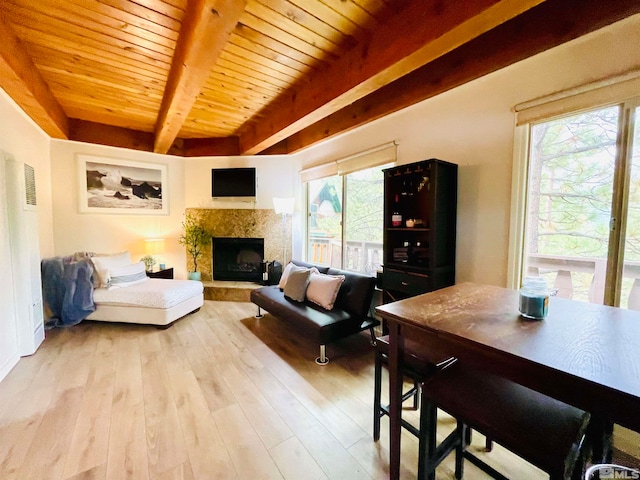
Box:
(455, 421), (467, 480)
(592, 416), (614, 464)
(373, 351), (382, 441)
(485, 437), (493, 452)
(418, 398), (438, 480)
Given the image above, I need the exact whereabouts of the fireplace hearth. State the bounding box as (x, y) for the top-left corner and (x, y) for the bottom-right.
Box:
(212, 237), (264, 282)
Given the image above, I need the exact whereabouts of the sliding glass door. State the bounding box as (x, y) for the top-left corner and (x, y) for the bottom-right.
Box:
(620, 105), (640, 308)
(522, 100), (640, 308)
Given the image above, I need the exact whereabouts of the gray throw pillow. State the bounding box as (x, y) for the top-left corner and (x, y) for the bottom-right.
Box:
(283, 268), (311, 302)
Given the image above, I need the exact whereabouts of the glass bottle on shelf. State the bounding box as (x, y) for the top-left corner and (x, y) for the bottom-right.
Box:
(392, 195), (403, 227)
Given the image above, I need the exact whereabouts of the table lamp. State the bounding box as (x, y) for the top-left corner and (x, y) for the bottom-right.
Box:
(144, 238), (166, 270)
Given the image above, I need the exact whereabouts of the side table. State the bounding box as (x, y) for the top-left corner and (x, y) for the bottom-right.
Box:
(146, 267), (174, 279)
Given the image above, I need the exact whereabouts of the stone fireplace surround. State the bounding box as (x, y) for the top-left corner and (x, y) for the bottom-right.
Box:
(185, 208), (291, 282)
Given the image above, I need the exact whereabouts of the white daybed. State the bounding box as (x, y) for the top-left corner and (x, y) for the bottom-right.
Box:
(86, 278), (204, 327)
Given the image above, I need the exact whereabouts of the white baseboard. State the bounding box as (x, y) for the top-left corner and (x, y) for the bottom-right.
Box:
(0, 352), (19, 384)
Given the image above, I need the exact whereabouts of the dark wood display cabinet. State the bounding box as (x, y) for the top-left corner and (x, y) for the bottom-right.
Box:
(381, 159), (457, 303)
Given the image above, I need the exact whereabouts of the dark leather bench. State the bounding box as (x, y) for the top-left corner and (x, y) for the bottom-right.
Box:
(250, 260), (379, 364)
(419, 361), (590, 480)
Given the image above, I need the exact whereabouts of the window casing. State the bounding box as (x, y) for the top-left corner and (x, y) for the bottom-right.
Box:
(509, 72), (640, 308)
(301, 143), (396, 275)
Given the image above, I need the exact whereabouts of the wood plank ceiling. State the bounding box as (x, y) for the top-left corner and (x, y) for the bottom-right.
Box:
(0, 0), (639, 157)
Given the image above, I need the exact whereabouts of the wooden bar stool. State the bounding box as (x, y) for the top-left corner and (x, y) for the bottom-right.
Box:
(418, 361), (591, 480)
(373, 335), (455, 441)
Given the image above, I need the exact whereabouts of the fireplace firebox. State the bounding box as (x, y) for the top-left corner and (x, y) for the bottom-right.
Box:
(212, 237), (264, 281)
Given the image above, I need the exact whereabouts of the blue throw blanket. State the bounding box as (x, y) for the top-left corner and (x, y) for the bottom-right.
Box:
(41, 256), (95, 327)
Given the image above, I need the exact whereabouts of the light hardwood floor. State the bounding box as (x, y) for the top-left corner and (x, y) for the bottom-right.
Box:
(0, 300), (577, 479)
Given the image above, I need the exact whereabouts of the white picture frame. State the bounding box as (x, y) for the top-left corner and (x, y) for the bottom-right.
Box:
(77, 154), (168, 215)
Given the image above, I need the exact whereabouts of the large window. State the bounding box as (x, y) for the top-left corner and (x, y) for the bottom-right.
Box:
(307, 176), (342, 267)
(306, 164), (388, 275)
(303, 143), (397, 275)
(515, 92), (640, 308)
(344, 167), (385, 274)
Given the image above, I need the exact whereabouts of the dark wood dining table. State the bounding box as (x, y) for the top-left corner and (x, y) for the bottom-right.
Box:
(375, 282), (640, 480)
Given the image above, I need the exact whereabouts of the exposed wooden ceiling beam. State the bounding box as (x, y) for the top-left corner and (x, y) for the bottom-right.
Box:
(69, 119), (186, 156)
(281, 0), (640, 154)
(0, 11), (68, 139)
(154, 0), (247, 154)
(238, 0), (546, 154)
(182, 136), (240, 156)
(70, 119), (154, 152)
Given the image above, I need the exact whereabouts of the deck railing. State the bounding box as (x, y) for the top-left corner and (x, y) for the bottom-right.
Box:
(309, 236), (382, 276)
(527, 253), (640, 309)
(308, 247), (640, 307)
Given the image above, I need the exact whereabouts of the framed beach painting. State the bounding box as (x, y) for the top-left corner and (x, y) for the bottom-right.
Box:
(77, 155), (169, 215)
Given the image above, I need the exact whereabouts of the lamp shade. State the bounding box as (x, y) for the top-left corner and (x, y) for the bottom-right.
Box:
(145, 238), (165, 255)
(273, 197), (295, 215)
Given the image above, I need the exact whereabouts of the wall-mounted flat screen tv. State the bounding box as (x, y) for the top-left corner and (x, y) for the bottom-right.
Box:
(211, 167), (256, 197)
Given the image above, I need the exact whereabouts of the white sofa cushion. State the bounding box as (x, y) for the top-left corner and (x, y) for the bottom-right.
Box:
(90, 251), (132, 287)
(108, 261), (148, 289)
(306, 272), (345, 310)
(93, 279), (203, 309)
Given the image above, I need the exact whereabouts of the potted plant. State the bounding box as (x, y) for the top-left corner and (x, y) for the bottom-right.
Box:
(140, 254), (156, 272)
(179, 211), (209, 280)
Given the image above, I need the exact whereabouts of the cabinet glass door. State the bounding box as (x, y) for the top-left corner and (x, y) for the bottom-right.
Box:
(384, 164), (431, 270)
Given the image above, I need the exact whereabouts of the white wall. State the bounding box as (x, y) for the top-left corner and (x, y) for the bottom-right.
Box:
(0, 154), (19, 381)
(183, 154), (300, 261)
(50, 145), (299, 279)
(296, 14), (640, 287)
(183, 154), (297, 209)
(0, 89), (54, 256)
(0, 88), (52, 380)
(49, 141), (189, 278)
